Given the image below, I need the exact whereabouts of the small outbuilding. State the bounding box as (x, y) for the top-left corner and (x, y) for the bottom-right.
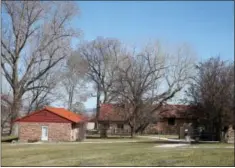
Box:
(15, 106), (87, 142)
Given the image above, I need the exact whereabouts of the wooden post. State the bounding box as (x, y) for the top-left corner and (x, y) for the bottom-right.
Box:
(78, 123), (85, 141)
(179, 126), (185, 139)
(100, 123), (108, 138)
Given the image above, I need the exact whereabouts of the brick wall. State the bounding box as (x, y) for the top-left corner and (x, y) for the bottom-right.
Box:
(107, 123), (130, 134)
(145, 119), (188, 135)
(19, 122), (72, 142)
(99, 122), (131, 135)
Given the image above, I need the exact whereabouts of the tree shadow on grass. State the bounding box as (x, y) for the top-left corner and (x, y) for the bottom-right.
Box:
(86, 136), (132, 139)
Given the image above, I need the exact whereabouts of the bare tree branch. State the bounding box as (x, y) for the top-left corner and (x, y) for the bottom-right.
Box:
(108, 42), (195, 137)
(184, 56), (234, 141)
(1, 1), (80, 135)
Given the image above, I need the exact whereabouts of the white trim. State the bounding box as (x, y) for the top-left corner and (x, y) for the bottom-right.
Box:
(41, 126), (48, 141)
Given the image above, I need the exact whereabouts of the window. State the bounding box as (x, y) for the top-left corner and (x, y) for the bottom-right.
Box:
(117, 124), (124, 129)
(168, 118), (175, 126)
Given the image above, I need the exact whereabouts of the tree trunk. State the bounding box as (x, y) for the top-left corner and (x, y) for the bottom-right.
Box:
(214, 122), (221, 141)
(130, 122), (135, 138)
(100, 124), (108, 138)
(135, 123), (149, 134)
(218, 124), (222, 142)
(100, 128), (107, 138)
(9, 87), (22, 136)
(130, 126), (134, 138)
(68, 89), (74, 111)
(9, 97), (21, 136)
(95, 85), (101, 129)
(130, 114), (136, 138)
(1, 126), (4, 136)
(215, 112), (223, 141)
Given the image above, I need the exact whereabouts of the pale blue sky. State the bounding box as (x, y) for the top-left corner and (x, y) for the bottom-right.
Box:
(71, 1), (234, 109)
(1, 2), (233, 110)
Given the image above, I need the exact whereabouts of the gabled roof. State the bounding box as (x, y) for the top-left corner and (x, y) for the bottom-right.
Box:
(15, 106), (85, 123)
(98, 104), (127, 122)
(156, 104), (198, 119)
(98, 103), (203, 122)
(45, 107), (85, 123)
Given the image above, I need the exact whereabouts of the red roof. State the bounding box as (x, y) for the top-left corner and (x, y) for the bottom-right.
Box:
(98, 104), (126, 121)
(45, 107), (84, 123)
(157, 104), (198, 119)
(15, 106), (85, 123)
(98, 103), (203, 121)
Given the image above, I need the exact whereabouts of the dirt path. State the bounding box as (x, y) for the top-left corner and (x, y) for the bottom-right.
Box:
(155, 144), (190, 148)
(137, 135), (188, 142)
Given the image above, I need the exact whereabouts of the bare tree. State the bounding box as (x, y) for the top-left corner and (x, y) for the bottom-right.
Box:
(71, 102), (86, 114)
(74, 37), (122, 128)
(185, 57), (234, 141)
(110, 43), (195, 137)
(1, 1), (80, 135)
(25, 71), (58, 114)
(57, 54), (89, 111)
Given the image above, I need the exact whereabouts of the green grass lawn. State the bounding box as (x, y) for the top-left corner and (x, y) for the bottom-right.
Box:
(2, 140), (234, 166)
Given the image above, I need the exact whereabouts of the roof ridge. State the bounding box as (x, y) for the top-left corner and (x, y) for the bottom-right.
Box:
(15, 106), (86, 123)
(42, 106), (84, 123)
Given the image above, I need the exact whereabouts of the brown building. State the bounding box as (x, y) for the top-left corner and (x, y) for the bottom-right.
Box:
(97, 104), (200, 135)
(145, 105), (200, 134)
(96, 104), (131, 135)
(15, 107), (87, 142)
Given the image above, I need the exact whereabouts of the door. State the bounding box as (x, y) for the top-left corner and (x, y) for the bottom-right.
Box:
(41, 126), (48, 141)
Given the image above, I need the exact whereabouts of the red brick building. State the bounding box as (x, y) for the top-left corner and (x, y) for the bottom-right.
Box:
(15, 107), (87, 142)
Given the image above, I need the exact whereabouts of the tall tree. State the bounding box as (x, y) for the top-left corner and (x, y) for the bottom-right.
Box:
(110, 43), (195, 137)
(185, 57), (234, 141)
(74, 37), (122, 128)
(1, 1), (80, 135)
(58, 54), (89, 111)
